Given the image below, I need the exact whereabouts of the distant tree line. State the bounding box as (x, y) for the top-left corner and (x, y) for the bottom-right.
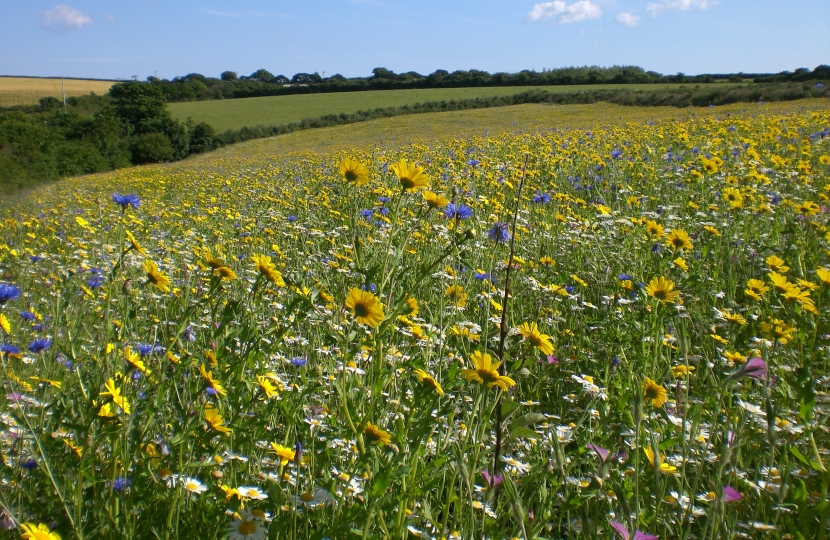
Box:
(147, 65), (830, 103)
(0, 83), (215, 193)
(211, 82), (830, 146)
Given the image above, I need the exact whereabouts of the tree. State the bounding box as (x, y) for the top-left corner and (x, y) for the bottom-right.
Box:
(109, 82), (169, 133)
(250, 69), (275, 82)
(221, 71), (238, 81)
(130, 132), (173, 164)
(188, 122), (215, 154)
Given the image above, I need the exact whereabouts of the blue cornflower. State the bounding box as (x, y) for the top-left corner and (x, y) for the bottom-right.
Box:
(113, 477), (131, 492)
(137, 343), (153, 356)
(87, 276), (104, 289)
(287, 215), (297, 222)
(377, 206), (390, 216)
(565, 285), (576, 294)
(443, 203), (474, 220)
(290, 357), (308, 367)
(0, 283), (21, 305)
(28, 338), (52, 353)
(611, 149), (623, 159)
(30, 255), (43, 263)
(20, 311), (36, 321)
(467, 159), (480, 167)
(21, 457), (38, 470)
(359, 209), (374, 220)
(618, 274), (633, 281)
(474, 271), (491, 281)
(112, 193), (140, 210)
(487, 222), (511, 243)
(817, 83), (824, 89)
(33, 324), (45, 332)
(1, 344), (20, 355)
(531, 191), (551, 204)
(378, 196), (391, 203)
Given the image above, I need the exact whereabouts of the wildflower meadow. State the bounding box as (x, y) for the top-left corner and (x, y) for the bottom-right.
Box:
(1, 103), (830, 540)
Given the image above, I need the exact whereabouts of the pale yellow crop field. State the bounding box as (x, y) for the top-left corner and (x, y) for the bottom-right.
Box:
(0, 77), (115, 107)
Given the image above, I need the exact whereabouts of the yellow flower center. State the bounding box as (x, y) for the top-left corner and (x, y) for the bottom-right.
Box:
(400, 176), (415, 190)
(477, 369), (500, 384)
(344, 171), (358, 183)
(354, 302), (370, 318)
(238, 521), (257, 535)
(301, 492), (315, 502)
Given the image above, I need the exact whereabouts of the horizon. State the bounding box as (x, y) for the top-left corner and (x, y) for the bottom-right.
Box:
(0, 1), (828, 82)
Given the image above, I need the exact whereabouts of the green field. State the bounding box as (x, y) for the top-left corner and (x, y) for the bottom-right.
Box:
(168, 83), (744, 132)
(3, 99), (830, 539)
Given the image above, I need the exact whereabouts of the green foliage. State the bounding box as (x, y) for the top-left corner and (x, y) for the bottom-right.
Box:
(130, 132), (174, 164)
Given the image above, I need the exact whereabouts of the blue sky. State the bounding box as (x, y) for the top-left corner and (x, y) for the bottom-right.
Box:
(1, 1), (827, 80)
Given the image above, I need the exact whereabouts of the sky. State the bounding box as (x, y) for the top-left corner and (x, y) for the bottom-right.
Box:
(0, 1), (827, 81)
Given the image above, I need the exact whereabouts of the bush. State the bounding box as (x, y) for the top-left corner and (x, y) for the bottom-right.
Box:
(189, 122), (215, 154)
(130, 132), (174, 164)
(53, 140), (110, 177)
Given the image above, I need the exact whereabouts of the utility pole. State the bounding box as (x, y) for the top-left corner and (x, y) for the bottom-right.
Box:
(61, 76), (67, 112)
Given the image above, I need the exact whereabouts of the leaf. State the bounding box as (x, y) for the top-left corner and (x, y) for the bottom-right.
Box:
(790, 446), (824, 472)
(370, 464), (394, 497)
(659, 437), (683, 451)
(511, 426), (541, 440)
(500, 400), (521, 420)
(512, 412), (547, 429)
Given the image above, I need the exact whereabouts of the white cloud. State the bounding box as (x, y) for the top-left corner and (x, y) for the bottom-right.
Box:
(527, 1), (602, 24)
(647, 0), (717, 16)
(105, 14), (116, 23)
(41, 5), (93, 31)
(200, 9), (243, 18)
(616, 12), (640, 26)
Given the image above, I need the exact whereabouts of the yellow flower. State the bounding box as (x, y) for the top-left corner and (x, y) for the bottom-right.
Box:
(199, 364), (228, 397)
(724, 351), (747, 364)
(517, 322), (554, 356)
(665, 229), (693, 252)
(816, 267), (830, 286)
(672, 257), (688, 272)
(345, 288), (385, 327)
(256, 375), (280, 399)
(213, 265), (237, 281)
(645, 277), (680, 304)
(765, 255), (789, 273)
(444, 284), (467, 307)
(413, 368), (444, 396)
(205, 407), (232, 435)
(20, 523), (62, 540)
(390, 158), (430, 192)
(703, 225), (722, 237)
(768, 272), (796, 294)
(100, 378), (131, 414)
(0, 313), (10, 334)
(403, 296), (419, 317)
(796, 201), (820, 217)
(270, 442), (296, 466)
(671, 365), (694, 378)
(760, 318), (796, 345)
(644, 447), (678, 474)
(722, 187), (744, 208)
(252, 254), (285, 286)
(540, 256), (556, 266)
(460, 351), (516, 391)
(124, 346), (151, 375)
(125, 230), (147, 256)
(721, 310), (748, 326)
(643, 377), (667, 407)
(423, 190), (449, 209)
(745, 278), (769, 300)
(339, 157), (369, 186)
(644, 219), (665, 239)
(143, 260), (170, 293)
(363, 422), (392, 446)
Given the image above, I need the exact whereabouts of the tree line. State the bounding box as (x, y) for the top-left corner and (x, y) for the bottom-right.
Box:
(0, 83), (215, 193)
(150, 64), (830, 103)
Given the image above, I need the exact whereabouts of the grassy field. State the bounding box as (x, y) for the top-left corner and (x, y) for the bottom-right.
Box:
(2, 99), (829, 539)
(0, 76), (115, 107)
(168, 82), (745, 132)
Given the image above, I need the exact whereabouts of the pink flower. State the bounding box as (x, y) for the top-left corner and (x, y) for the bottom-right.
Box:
(610, 521), (658, 540)
(723, 485), (743, 503)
